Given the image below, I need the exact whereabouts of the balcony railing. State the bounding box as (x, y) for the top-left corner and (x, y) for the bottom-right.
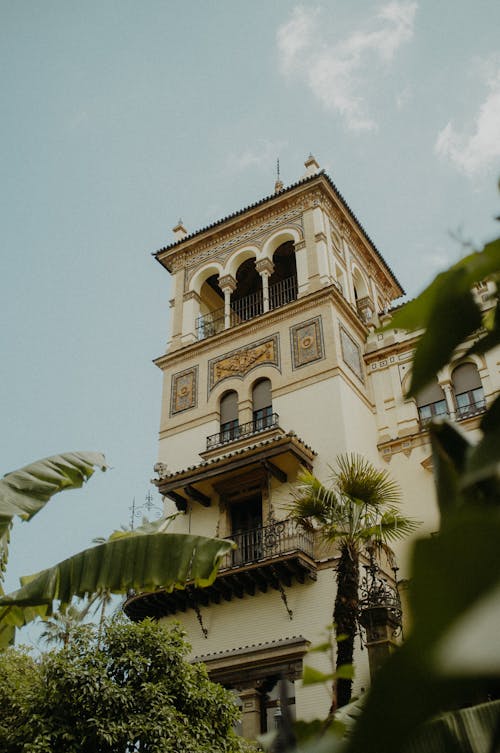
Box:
(456, 398), (486, 420)
(196, 275), (298, 340)
(220, 518), (314, 570)
(206, 413), (280, 451)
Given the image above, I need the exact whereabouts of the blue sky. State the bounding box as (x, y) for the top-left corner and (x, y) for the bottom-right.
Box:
(2, 1), (500, 642)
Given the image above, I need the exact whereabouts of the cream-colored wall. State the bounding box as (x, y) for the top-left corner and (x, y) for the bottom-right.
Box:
(161, 567), (370, 722)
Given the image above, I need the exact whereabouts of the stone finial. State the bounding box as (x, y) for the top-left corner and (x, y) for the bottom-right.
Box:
(274, 178), (284, 193)
(173, 219), (188, 240)
(303, 153), (320, 177)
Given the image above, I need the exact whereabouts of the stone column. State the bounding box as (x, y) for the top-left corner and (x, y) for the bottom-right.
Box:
(442, 382), (455, 419)
(256, 259), (274, 313)
(239, 687), (262, 740)
(218, 274), (237, 331)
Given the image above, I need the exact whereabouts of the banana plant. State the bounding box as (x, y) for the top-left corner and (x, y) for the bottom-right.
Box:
(0, 452), (234, 648)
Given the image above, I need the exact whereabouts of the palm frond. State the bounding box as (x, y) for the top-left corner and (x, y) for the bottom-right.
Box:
(333, 454), (402, 509)
(361, 510), (420, 543)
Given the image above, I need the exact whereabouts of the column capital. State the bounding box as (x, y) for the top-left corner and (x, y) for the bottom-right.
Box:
(255, 258), (274, 276)
(218, 274), (237, 293)
(183, 290), (201, 303)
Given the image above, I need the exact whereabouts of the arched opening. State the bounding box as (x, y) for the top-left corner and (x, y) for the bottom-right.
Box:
(197, 274), (225, 339)
(252, 378), (273, 431)
(231, 258), (263, 322)
(416, 381), (448, 424)
(452, 363), (485, 418)
(352, 269), (374, 322)
(269, 241), (297, 309)
(220, 390), (239, 442)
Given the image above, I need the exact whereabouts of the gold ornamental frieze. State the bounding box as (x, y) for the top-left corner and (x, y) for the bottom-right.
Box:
(208, 335), (280, 392)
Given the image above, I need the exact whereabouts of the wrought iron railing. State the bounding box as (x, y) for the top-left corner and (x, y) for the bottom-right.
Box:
(220, 518), (314, 570)
(206, 413), (280, 451)
(456, 398), (486, 420)
(196, 276), (298, 340)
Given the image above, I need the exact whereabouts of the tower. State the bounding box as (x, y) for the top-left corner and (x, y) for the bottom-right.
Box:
(124, 156), (496, 736)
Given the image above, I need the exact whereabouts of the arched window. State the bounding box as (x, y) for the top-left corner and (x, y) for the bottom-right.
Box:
(416, 381), (448, 424)
(252, 379), (273, 430)
(231, 258), (262, 321)
(452, 363), (485, 418)
(269, 241), (297, 309)
(220, 391), (239, 441)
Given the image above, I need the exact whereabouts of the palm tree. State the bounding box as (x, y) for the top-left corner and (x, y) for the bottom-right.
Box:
(289, 453), (418, 709)
(40, 604), (86, 648)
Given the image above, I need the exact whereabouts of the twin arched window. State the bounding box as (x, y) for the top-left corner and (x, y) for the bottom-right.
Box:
(416, 362), (485, 424)
(219, 379), (273, 441)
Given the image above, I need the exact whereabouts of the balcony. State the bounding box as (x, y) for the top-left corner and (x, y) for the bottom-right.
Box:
(196, 275), (298, 340)
(456, 398), (486, 421)
(123, 518), (317, 622)
(206, 413), (280, 451)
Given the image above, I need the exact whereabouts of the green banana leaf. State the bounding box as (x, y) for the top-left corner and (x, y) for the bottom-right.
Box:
(0, 532), (235, 647)
(0, 452), (107, 577)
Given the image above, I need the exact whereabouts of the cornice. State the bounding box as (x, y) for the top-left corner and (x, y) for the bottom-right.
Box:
(153, 284), (368, 372)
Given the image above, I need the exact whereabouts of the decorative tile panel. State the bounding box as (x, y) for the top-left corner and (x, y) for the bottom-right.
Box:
(170, 366), (198, 415)
(290, 317), (325, 369)
(340, 325), (364, 382)
(208, 335), (280, 392)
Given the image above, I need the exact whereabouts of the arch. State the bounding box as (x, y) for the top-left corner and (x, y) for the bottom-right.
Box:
(415, 380), (448, 423)
(252, 378), (273, 430)
(451, 362), (485, 418)
(190, 262), (224, 296)
(219, 390), (239, 441)
(261, 227), (301, 263)
(231, 257), (263, 321)
(352, 266), (369, 301)
(224, 245), (259, 279)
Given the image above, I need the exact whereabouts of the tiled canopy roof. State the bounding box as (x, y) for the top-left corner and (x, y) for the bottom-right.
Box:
(153, 171), (404, 295)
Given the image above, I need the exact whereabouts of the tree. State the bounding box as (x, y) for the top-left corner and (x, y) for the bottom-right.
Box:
(39, 604), (90, 648)
(289, 454), (417, 708)
(0, 453), (235, 647)
(0, 617), (252, 753)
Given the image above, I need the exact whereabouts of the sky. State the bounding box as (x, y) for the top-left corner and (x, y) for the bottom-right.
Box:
(2, 0), (500, 644)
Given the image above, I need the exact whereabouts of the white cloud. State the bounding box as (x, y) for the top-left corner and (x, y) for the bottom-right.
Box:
(435, 65), (500, 176)
(276, 2), (418, 132)
(227, 139), (287, 174)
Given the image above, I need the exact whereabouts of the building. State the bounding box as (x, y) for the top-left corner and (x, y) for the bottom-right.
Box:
(124, 157), (496, 737)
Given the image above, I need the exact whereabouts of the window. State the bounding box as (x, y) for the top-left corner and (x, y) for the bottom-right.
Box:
(220, 391), (239, 442)
(416, 381), (448, 424)
(252, 379), (272, 431)
(452, 363), (485, 419)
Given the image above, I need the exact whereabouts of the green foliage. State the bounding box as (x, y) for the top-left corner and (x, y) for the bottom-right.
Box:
(0, 618), (250, 753)
(388, 237), (500, 397)
(0, 452), (107, 581)
(290, 454), (416, 708)
(0, 454), (235, 648)
(339, 197), (500, 752)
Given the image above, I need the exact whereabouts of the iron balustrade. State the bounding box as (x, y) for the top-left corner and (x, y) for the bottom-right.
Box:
(220, 518), (314, 570)
(456, 398), (486, 420)
(206, 413), (280, 450)
(196, 276), (298, 340)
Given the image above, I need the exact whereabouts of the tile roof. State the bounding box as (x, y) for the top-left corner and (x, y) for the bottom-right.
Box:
(153, 431), (316, 484)
(194, 635), (308, 663)
(153, 171), (404, 294)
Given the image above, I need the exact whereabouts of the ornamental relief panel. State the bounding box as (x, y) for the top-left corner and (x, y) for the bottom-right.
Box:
(208, 335), (280, 393)
(340, 325), (365, 383)
(170, 366), (198, 415)
(290, 316), (325, 369)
